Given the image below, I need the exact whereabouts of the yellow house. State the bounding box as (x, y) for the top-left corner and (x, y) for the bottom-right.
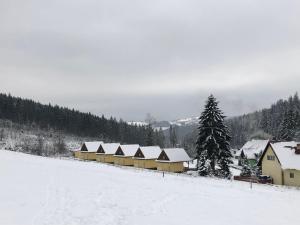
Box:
(114, 144), (139, 166)
(258, 142), (300, 187)
(95, 143), (120, 163)
(80, 141), (103, 161)
(133, 146), (162, 169)
(156, 148), (191, 173)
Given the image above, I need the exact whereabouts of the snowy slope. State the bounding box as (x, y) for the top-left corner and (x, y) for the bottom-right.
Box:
(1, 150), (300, 225)
(170, 116), (199, 126)
(127, 116), (199, 129)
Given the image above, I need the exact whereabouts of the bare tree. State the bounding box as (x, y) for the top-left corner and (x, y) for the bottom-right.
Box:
(54, 133), (67, 155)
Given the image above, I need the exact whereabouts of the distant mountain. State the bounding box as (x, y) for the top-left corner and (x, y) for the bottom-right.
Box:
(170, 117), (199, 126)
(127, 117), (199, 130)
(126, 117), (199, 152)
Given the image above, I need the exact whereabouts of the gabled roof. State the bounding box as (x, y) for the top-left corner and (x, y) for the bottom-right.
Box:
(157, 148), (191, 163)
(134, 146), (162, 159)
(240, 139), (270, 159)
(81, 141), (103, 152)
(115, 144), (140, 157)
(98, 143), (120, 154)
(259, 141), (300, 170)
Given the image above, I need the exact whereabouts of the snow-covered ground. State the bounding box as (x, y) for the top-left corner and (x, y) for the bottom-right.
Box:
(1, 150), (300, 225)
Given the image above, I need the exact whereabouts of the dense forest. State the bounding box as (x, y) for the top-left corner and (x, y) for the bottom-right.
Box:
(181, 93), (300, 154)
(227, 93), (300, 148)
(0, 93), (165, 147)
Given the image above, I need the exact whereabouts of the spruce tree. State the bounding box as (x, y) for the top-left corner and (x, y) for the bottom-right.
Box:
(196, 95), (232, 177)
(169, 125), (177, 147)
(240, 161), (252, 177)
(146, 124), (154, 146)
(278, 109), (296, 141)
(197, 150), (211, 176)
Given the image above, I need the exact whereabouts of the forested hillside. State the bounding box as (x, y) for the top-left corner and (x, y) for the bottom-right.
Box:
(0, 93), (164, 147)
(227, 93), (300, 148)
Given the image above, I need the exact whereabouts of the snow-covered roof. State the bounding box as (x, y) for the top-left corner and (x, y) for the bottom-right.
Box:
(134, 146), (162, 159)
(81, 141), (103, 152)
(98, 143), (120, 154)
(270, 142), (300, 170)
(116, 144), (140, 157)
(240, 140), (269, 159)
(157, 148), (191, 163)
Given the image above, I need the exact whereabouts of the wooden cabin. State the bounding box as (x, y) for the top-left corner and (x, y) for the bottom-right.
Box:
(80, 141), (103, 160)
(114, 144), (139, 166)
(258, 142), (300, 187)
(96, 143), (120, 163)
(133, 146), (161, 169)
(156, 148), (191, 173)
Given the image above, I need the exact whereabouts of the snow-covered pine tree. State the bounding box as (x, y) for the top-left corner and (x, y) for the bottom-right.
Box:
(197, 150), (211, 176)
(218, 147), (233, 178)
(196, 95), (232, 177)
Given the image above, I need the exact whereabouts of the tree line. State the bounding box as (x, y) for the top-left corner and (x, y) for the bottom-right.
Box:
(227, 93), (300, 148)
(0, 93), (165, 147)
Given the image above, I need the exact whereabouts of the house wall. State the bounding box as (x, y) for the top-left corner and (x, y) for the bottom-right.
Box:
(80, 152), (96, 161)
(95, 154), (103, 162)
(74, 151), (81, 158)
(283, 169), (300, 187)
(133, 159), (157, 169)
(156, 162), (184, 173)
(261, 146), (283, 185)
(80, 152), (87, 160)
(96, 154), (115, 163)
(114, 157), (134, 166)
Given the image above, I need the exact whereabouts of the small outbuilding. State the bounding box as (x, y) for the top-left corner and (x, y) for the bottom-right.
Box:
(80, 141), (103, 160)
(96, 143), (120, 163)
(114, 144), (139, 166)
(258, 141), (300, 187)
(133, 146), (162, 169)
(156, 148), (191, 173)
(240, 140), (270, 166)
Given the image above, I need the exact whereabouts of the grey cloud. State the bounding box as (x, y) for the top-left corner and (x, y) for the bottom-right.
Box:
(0, 0), (299, 120)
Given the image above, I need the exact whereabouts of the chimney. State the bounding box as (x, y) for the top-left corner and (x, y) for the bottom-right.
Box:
(295, 144), (300, 155)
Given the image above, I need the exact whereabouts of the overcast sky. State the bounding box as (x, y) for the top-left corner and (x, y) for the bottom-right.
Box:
(0, 0), (300, 121)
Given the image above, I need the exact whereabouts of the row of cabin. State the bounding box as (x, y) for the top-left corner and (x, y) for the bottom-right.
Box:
(74, 142), (191, 173)
(239, 139), (300, 187)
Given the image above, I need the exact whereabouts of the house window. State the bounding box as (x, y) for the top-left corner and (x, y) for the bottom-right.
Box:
(267, 155), (275, 161)
(290, 173), (294, 179)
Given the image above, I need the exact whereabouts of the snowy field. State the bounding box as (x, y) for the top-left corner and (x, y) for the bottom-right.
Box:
(1, 150), (300, 225)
